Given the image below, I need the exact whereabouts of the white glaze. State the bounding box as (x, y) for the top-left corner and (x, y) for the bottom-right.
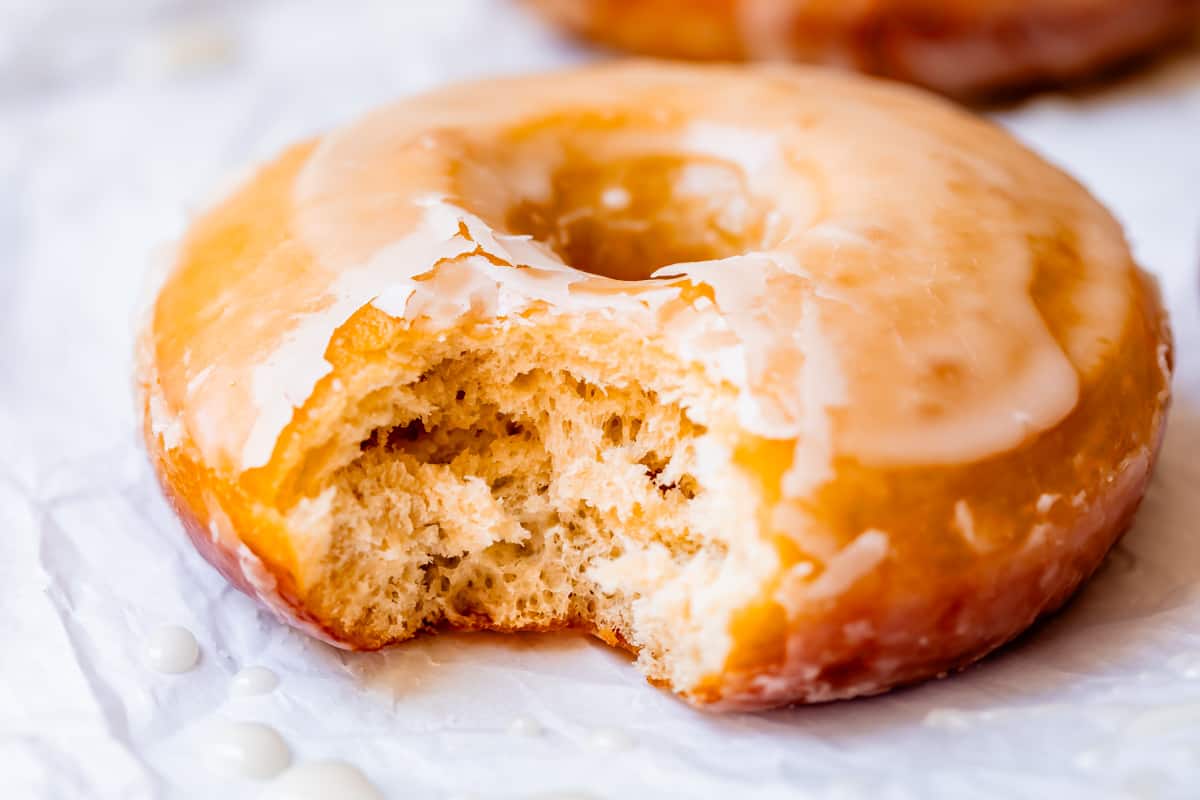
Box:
(779, 296), (845, 498)
(260, 761), (382, 800)
(1036, 493), (1060, 514)
(953, 501), (989, 552)
(240, 202), (478, 468)
(202, 721), (290, 780)
(679, 122), (783, 177)
(170, 65), (1133, 494)
(144, 625), (200, 673)
(148, 389), (185, 451)
(600, 186), (631, 210)
(784, 529), (889, 608)
(231, 666), (280, 696)
(139, 67), (1154, 729)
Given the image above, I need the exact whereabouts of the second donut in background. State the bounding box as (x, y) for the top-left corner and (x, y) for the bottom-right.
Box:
(526, 0), (1200, 98)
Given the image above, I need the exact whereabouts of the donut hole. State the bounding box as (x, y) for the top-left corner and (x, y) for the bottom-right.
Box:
(508, 154), (769, 281)
(460, 135), (770, 281)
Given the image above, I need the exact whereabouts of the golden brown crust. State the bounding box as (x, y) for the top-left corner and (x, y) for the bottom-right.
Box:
(707, 487), (1149, 708)
(702, 267), (1172, 708)
(139, 377), (345, 648)
(710, 409), (1163, 707)
(138, 63), (1172, 709)
(526, 0), (1200, 97)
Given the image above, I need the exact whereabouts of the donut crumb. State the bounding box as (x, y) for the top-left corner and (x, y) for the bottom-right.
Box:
(292, 334), (771, 688)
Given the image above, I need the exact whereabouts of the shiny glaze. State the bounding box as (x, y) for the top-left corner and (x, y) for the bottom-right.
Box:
(139, 62), (1171, 708)
(152, 63), (1131, 479)
(230, 666), (280, 696)
(201, 720), (290, 780)
(144, 625), (200, 674)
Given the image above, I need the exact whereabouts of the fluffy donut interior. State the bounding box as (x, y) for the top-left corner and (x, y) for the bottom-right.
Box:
(291, 135), (780, 690)
(297, 333), (773, 690)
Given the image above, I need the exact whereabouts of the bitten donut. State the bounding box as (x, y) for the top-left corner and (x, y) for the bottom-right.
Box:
(526, 0), (1200, 97)
(138, 62), (1171, 710)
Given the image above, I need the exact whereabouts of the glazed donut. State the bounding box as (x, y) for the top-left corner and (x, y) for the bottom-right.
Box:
(526, 0), (1200, 97)
(139, 62), (1171, 710)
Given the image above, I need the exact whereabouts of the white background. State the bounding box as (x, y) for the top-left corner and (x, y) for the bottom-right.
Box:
(2, 2), (1200, 798)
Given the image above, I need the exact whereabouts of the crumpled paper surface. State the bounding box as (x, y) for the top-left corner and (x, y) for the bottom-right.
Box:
(2, 2), (1200, 798)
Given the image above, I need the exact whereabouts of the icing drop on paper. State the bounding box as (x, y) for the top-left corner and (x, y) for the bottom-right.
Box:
(261, 761), (383, 800)
(231, 665), (280, 696)
(202, 721), (290, 780)
(144, 625), (200, 673)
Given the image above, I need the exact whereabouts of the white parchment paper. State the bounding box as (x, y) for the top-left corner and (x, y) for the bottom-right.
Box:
(2, 2), (1200, 798)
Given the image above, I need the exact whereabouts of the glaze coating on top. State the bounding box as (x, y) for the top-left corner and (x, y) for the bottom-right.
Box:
(153, 64), (1131, 477)
(140, 63), (1171, 708)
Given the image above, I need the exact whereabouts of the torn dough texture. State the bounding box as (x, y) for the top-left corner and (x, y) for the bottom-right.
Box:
(139, 63), (1171, 709)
